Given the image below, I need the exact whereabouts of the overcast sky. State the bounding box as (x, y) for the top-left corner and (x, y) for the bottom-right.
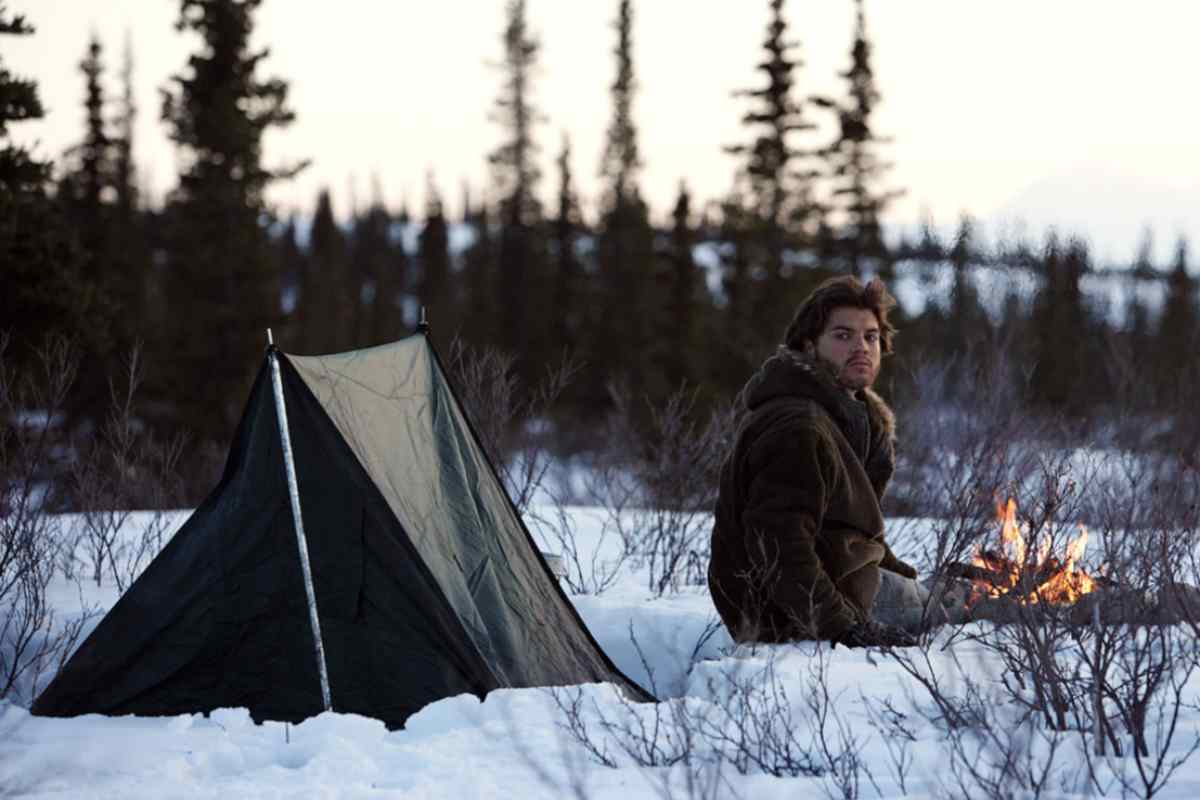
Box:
(7, 0), (1199, 264)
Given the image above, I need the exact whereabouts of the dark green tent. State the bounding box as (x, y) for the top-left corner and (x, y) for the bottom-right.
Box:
(33, 332), (650, 727)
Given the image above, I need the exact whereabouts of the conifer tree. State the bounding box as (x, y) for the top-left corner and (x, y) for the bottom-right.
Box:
(721, 0), (824, 360)
(551, 134), (583, 353)
(109, 34), (152, 342)
(417, 177), (451, 348)
(815, 0), (902, 277)
(1030, 235), (1094, 414)
(274, 213), (305, 341)
(65, 37), (113, 220)
(459, 192), (496, 348)
(113, 34), (138, 220)
(489, 0), (546, 370)
(159, 0), (304, 440)
(600, 0), (640, 207)
(714, 191), (757, 388)
(0, 6), (90, 370)
(1156, 237), (1198, 403)
(914, 211), (945, 262)
(305, 189), (352, 352)
(58, 34), (122, 427)
(947, 214), (985, 345)
(1112, 226), (1158, 398)
(1132, 226), (1155, 277)
(0, 7), (47, 193)
(656, 182), (702, 391)
(58, 34), (114, 287)
(726, 0), (821, 268)
(595, 0), (656, 402)
(350, 199), (405, 346)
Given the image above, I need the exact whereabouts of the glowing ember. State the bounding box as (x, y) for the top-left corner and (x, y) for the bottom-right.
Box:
(969, 498), (1096, 606)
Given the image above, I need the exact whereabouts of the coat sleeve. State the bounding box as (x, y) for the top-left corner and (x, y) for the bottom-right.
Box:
(740, 419), (862, 639)
(879, 542), (918, 579)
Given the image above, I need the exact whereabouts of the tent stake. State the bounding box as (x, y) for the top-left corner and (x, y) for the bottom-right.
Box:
(268, 347), (333, 713)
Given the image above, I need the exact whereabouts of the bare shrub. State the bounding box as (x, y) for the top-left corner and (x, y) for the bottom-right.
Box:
(890, 435), (1200, 799)
(1077, 453), (1200, 798)
(444, 339), (578, 516)
(68, 345), (187, 592)
(888, 346), (1048, 567)
(538, 499), (626, 595)
(586, 383), (734, 596)
(0, 335), (96, 705)
(543, 637), (877, 800)
(861, 693), (916, 795)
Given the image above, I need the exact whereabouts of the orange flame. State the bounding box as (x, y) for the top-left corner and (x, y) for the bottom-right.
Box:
(969, 499), (1096, 606)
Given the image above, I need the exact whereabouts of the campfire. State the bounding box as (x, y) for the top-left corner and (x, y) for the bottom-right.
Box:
(966, 498), (1097, 606)
(876, 499), (1200, 631)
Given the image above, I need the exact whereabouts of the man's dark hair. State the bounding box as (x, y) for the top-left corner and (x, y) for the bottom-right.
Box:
(783, 276), (899, 354)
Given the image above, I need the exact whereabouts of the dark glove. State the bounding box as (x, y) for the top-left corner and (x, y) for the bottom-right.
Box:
(833, 620), (917, 649)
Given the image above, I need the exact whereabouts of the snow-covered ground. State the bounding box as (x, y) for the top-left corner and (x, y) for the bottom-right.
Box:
(4, 508), (1200, 798)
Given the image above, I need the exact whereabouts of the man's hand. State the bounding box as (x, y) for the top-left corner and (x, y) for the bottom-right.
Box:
(880, 549), (918, 580)
(833, 620), (917, 649)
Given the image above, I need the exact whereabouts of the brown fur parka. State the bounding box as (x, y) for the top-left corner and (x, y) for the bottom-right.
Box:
(707, 347), (915, 643)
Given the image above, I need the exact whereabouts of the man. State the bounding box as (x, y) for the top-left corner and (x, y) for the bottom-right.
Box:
(708, 276), (917, 647)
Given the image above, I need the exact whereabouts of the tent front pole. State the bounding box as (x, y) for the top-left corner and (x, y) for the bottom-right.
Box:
(268, 347), (333, 713)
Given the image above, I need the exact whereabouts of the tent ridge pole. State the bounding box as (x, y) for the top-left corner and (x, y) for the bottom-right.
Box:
(268, 348), (333, 713)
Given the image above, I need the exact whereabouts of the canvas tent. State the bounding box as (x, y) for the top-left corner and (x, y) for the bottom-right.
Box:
(33, 331), (651, 728)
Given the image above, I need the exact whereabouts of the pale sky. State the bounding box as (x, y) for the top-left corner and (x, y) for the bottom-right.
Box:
(7, 0), (1200, 264)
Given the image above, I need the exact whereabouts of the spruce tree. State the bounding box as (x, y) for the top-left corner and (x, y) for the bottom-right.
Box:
(0, 7), (47, 193)
(65, 36), (113, 221)
(600, 0), (640, 206)
(274, 213), (306, 344)
(720, 0), (825, 364)
(725, 0), (821, 288)
(417, 177), (451, 348)
(489, 0), (546, 372)
(350, 199), (405, 346)
(58, 34), (122, 428)
(113, 34), (138, 220)
(1156, 237), (1198, 403)
(726, 0), (818, 232)
(109, 34), (152, 343)
(947, 214), (984, 347)
(551, 134), (583, 353)
(914, 211), (945, 262)
(595, 0), (656, 404)
(713, 191), (757, 391)
(304, 189), (352, 352)
(815, 0), (902, 277)
(378, 224), (410, 345)
(0, 7), (91, 371)
(1030, 235), (1094, 414)
(159, 0), (304, 440)
(459, 192), (496, 348)
(657, 183), (702, 391)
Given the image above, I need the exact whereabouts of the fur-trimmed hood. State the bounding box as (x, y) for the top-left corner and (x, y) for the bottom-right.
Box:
(740, 346), (895, 477)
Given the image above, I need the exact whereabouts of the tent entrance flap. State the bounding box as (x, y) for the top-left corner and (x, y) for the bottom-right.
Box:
(269, 347), (332, 712)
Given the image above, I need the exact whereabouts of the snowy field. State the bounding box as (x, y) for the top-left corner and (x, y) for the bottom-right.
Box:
(3, 507), (1200, 798)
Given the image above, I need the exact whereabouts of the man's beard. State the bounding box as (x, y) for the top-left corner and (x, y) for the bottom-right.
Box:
(816, 353), (877, 392)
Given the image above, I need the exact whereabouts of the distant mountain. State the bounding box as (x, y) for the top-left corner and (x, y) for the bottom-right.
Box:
(986, 167), (1200, 267)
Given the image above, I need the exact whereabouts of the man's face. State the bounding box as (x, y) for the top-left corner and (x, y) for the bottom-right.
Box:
(812, 307), (882, 393)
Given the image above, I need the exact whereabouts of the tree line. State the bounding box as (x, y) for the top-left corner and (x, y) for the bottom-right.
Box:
(2, 0), (1198, 495)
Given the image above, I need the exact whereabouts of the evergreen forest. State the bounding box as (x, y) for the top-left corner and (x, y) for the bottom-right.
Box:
(3, 0), (1198, 502)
